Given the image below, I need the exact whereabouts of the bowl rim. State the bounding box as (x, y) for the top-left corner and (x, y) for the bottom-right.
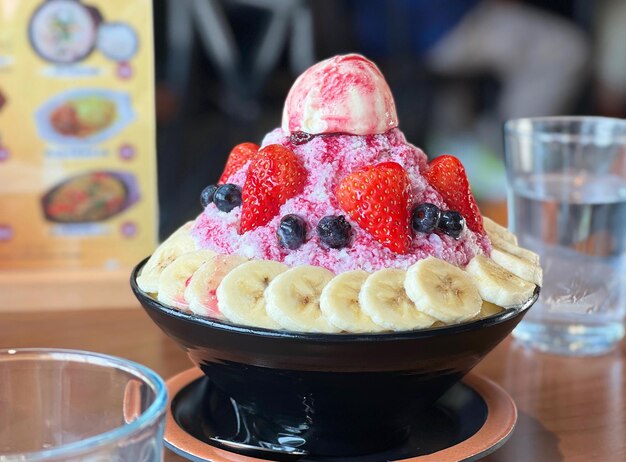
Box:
(131, 257), (539, 343)
(0, 348), (167, 461)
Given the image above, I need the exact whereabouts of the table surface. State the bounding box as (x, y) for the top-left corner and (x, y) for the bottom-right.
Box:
(2, 308), (624, 462)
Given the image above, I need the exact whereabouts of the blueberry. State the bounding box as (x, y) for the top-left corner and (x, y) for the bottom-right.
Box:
(412, 203), (441, 234)
(200, 184), (218, 208)
(213, 184), (242, 213)
(277, 214), (307, 250)
(438, 210), (465, 239)
(317, 215), (352, 249)
(290, 131), (314, 145)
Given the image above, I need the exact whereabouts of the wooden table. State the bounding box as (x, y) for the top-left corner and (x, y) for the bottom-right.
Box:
(2, 308), (624, 461)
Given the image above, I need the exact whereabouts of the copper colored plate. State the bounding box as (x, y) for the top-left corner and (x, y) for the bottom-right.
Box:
(415, 373), (517, 462)
(165, 368), (517, 462)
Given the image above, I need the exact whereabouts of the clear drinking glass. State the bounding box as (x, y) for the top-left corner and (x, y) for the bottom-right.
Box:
(0, 349), (167, 461)
(504, 116), (626, 355)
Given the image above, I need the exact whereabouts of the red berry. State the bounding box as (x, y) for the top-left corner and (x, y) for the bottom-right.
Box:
(219, 142), (259, 184)
(423, 155), (484, 234)
(336, 162), (412, 254)
(240, 144), (307, 233)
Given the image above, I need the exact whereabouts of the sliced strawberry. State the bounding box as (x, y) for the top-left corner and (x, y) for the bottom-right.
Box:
(423, 155), (484, 234)
(219, 142), (259, 184)
(240, 144), (307, 233)
(336, 162), (412, 254)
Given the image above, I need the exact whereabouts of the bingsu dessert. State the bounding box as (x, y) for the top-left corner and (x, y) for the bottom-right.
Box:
(136, 54), (541, 333)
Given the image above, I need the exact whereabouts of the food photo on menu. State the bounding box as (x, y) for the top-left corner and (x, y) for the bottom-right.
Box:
(1, 1), (625, 462)
(36, 88), (135, 144)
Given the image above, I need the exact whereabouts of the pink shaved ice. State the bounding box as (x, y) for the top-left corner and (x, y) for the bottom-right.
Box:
(192, 128), (490, 274)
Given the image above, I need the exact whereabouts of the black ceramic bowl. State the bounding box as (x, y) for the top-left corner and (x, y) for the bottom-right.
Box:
(131, 258), (538, 457)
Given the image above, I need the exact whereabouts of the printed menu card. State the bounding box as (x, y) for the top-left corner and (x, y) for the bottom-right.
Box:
(0, 0), (157, 309)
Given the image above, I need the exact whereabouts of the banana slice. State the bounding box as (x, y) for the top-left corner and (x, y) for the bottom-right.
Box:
(157, 250), (216, 310)
(493, 239), (540, 265)
(137, 222), (196, 293)
(216, 260), (288, 329)
(465, 255), (535, 307)
(360, 268), (436, 331)
(491, 248), (543, 286)
(266, 266), (339, 333)
(405, 257), (482, 324)
(484, 218), (541, 269)
(483, 217), (518, 245)
(185, 254), (248, 318)
(320, 270), (385, 333)
(480, 301), (504, 318)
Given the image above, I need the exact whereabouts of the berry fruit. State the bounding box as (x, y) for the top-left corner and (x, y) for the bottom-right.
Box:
(277, 214), (307, 250)
(336, 162), (412, 254)
(317, 215), (352, 249)
(240, 144), (307, 233)
(290, 131), (314, 145)
(438, 210), (465, 239)
(200, 184), (218, 208)
(219, 142), (259, 184)
(412, 203), (440, 234)
(423, 155), (484, 234)
(213, 184), (242, 213)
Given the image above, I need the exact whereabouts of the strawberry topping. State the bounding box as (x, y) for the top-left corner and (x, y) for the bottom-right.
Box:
(336, 162), (412, 254)
(240, 144), (307, 233)
(219, 142), (259, 184)
(423, 155), (484, 234)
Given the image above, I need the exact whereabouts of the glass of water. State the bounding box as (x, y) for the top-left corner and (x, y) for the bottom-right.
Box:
(504, 116), (626, 355)
(0, 349), (167, 461)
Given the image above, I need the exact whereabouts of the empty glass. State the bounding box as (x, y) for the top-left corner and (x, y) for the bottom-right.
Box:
(505, 116), (626, 355)
(0, 349), (167, 461)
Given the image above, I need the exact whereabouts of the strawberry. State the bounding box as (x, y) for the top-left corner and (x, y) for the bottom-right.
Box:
(219, 142), (259, 184)
(240, 144), (307, 233)
(423, 155), (484, 234)
(336, 162), (412, 254)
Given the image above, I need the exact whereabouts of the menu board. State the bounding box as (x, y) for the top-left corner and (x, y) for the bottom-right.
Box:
(0, 0), (157, 277)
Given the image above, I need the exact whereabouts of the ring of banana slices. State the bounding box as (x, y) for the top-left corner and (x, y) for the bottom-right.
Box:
(136, 217), (542, 333)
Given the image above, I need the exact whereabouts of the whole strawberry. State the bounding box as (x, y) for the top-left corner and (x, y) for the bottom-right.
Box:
(423, 155), (484, 234)
(240, 144), (307, 233)
(219, 142), (259, 184)
(336, 162), (412, 254)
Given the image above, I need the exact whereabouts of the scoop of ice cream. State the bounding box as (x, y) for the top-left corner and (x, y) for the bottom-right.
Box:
(282, 54), (399, 136)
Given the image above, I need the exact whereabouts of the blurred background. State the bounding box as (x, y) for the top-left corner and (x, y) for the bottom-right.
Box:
(154, 0), (622, 238)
